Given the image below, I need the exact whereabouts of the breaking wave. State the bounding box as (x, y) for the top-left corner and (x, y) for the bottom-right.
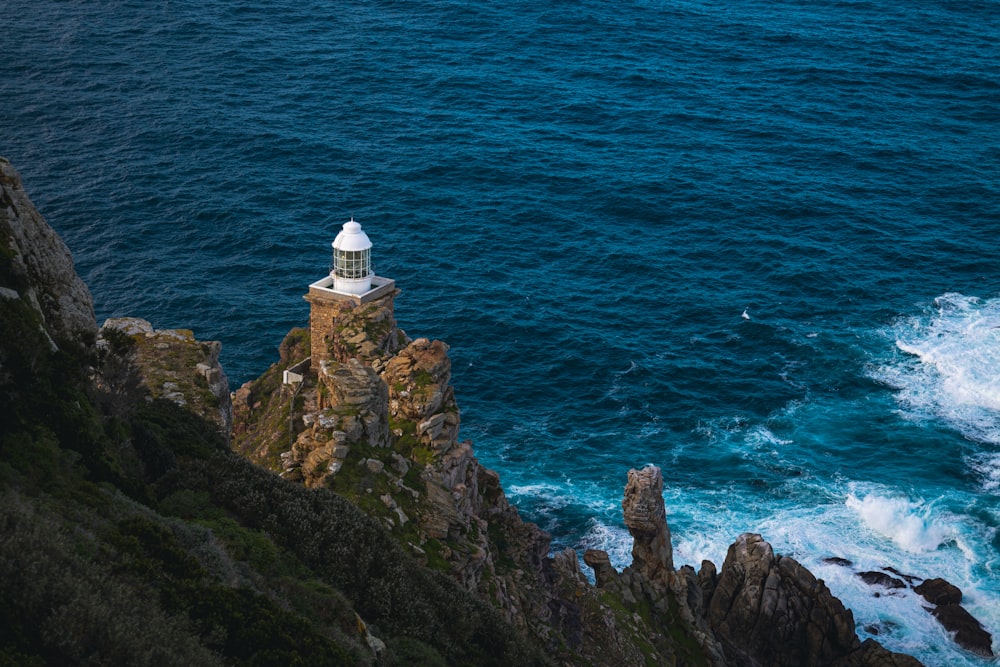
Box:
(872, 293), (1000, 446)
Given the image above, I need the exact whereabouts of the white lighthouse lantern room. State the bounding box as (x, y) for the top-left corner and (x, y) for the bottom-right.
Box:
(331, 218), (373, 295)
(306, 218), (395, 308)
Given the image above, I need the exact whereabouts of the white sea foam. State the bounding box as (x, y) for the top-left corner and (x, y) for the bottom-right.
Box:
(966, 451), (1000, 496)
(872, 293), (1000, 446)
(579, 521), (633, 569)
(845, 492), (953, 553)
(549, 476), (998, 666)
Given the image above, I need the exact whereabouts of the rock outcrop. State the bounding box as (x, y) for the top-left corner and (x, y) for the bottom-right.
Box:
(0, 158), (96, 350)
(914, 577), (993, 657)
(706, 532), (864, 666)
(585, 467), (924, 667)
(99, 317), (232, 435)
(623, 465), (674, 583)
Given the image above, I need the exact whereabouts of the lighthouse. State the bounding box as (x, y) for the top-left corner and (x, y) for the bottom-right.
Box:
(331, 218), (373, 295)
(305, 219), (396, 372)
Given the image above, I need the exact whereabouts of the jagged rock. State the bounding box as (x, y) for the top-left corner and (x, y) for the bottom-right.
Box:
(622, 466), (673, 583)
(0, 158), (96, 351)
(583, 549), (620, 589)
(858, 571), (906, 590)
(914, 577), (961, 606)
(928, 604), (993, 657)
(708, 533), (862, 666)
(824, 557), (854, 567)
(698, 559), (718, 605)
(702, 534), (924, 666)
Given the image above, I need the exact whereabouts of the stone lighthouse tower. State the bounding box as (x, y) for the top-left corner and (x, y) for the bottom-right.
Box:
(305, 219), (396, 372)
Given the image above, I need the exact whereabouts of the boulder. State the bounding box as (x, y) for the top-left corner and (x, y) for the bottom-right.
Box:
(914, 578), (961, 606)
(929, 604), (993, 658)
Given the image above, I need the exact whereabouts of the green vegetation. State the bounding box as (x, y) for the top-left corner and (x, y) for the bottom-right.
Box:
(0, 288), (546, 666)
(228, 327), (314, 472)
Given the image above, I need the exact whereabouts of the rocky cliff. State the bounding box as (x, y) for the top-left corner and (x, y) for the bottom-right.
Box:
(99, 316), (232, 436)
(1, 158), (550, 666)
(1, 158), (972, 666)
(232, 279), (935, 666)
(0, 157), (96, 351)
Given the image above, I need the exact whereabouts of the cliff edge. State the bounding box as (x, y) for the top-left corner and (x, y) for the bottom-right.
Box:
(0, 157), (95, 350)
(232, 278), (930, 666)
(0, 158), (949, 666)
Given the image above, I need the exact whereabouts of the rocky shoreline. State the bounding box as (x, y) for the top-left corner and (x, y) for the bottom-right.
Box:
(2, 156), (993, 664)
(227, 241), (990, 664)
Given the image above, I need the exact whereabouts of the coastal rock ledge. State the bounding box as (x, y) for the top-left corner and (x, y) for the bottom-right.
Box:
(0, 156), (932, 666)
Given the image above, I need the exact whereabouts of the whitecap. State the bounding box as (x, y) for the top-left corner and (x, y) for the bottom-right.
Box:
(871, 293), (1000, 445)
(845, 492), (953, 554)
(578, 521), (633, 571)
(966, 451), (1000, 495)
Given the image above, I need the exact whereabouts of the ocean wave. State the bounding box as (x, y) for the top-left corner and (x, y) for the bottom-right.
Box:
(845, 492), (954, 554)
(966, 451), (1000, 496)
(871, 293), (1000, 445)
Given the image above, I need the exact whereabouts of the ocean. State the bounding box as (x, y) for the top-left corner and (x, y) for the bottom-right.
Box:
(3, 1), (998, 663)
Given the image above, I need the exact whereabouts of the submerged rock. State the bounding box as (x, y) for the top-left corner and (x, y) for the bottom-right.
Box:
(858, 571), (907, 590)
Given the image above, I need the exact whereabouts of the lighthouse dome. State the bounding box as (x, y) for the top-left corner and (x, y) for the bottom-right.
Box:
(332, 218), (372, 252)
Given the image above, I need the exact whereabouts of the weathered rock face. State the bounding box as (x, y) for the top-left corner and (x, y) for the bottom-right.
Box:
(383, 337), (458, 447)
(706, 533), (862, 666)
(622, 466), (673, 583)
(0, 158), (96, 351)
(318, 358), (390, 448)
(305, 289), (407, 372)
(99, 317), (232, 435)
(285, 357), (391, 488)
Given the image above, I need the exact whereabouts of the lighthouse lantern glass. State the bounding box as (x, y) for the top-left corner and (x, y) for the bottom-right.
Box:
(334, 247), (371, 279)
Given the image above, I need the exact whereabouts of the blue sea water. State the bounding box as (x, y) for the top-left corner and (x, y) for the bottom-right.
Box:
(3, 1), (999, 663)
